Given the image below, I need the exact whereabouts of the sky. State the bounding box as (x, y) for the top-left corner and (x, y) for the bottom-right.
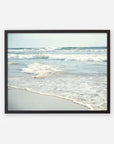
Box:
(8, 33), (107, 48)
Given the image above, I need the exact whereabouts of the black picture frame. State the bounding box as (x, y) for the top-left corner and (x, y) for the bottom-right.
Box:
(5, 30), (110, 114)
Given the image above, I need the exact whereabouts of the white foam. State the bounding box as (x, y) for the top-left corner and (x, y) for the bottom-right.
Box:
(42, 53), (107, 62)
(8, 54), (38, 59)
(8, 73), (107, 110)
(22, 62), (61, 78)
(8, 53), (107, 62)
(60, 49), (107, 53)
(8, 49), (30, 52)
(8, 54), (17, 58)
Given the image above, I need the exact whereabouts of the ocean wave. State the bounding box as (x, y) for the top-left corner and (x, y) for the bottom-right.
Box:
(44, 54), (107, 62)
(8, 48), (46, 52)
(8, 54), (38, 59)
(8, 49), (30, 52)
(39, 54), (107, 62)
(22, 62), (61, 78)
(58, 46), (107, 50)
(8, 53), (107, 62)
(8, 47), (107, 52)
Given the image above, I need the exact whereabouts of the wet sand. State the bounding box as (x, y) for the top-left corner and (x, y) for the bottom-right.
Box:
(8, 88), (89, 111)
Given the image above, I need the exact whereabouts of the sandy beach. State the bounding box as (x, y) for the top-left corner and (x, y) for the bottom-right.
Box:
(8, 88), (89, 111)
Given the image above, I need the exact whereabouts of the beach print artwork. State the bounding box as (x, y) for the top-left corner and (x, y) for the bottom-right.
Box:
(5, 30), (110, 113)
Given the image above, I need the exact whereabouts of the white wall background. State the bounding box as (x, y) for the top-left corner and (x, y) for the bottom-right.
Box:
(0, 0), (113, 144)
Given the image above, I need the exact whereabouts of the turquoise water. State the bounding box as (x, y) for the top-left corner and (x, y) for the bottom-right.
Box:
(8, 47), (107, 110)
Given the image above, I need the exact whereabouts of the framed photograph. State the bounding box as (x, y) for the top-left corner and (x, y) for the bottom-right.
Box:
(5, 30), (110, 114)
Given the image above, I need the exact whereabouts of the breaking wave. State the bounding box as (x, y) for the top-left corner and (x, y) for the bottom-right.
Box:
(22, 62), (61, 78)
(8, 53), (107, 62)
(8, 47), (107, 52)
(58, 46), (107, 50)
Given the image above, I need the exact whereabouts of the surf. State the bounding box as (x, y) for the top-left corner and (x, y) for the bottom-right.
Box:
(22, 62), (62, 78)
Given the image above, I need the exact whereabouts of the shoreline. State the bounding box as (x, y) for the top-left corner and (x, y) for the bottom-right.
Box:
(8, 88), (89, 111)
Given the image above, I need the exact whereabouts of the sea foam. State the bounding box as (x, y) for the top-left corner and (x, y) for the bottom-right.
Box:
(39, 53), (107, 62)
(8, 53), (107, 62)
(22, 62), (61, 78)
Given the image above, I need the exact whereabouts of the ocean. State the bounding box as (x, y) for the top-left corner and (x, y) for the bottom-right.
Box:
(8, 46), (107, 110)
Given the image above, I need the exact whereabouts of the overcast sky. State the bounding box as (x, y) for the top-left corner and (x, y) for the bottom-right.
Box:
(8, 33), (107, 48)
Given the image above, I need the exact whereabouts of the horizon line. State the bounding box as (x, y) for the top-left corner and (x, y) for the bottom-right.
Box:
(8, 46), (107, 48)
